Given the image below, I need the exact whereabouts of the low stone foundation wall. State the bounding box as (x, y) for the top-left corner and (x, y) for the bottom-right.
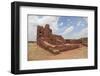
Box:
(66, 40), (82, 44)
(37, 38), (81, 54)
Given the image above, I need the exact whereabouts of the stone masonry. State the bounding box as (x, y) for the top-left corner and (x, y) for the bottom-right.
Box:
(37, 24), (81, 54)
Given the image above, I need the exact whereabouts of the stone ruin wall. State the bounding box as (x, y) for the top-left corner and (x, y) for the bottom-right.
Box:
(36, 24), (84, 54)
(37, 24), (66, 45)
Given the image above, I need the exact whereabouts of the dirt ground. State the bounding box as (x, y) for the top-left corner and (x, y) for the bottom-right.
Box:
(28, 42), (88, 61)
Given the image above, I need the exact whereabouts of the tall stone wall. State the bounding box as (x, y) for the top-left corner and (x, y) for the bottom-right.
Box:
(37, 24), (66, 45)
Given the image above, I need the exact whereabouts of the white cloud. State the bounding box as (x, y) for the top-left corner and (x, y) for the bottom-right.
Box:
(62, 26), (74, 35)
(77, 21), (81, 26)
(76, 17), (88, 27)
(80, 27), (88, 37)
(28, 16), (88, 41)
(59, 22), (63, 26)
(62, 27), (88, 39)
(39, 16), (59, 31)
(28, 15), (59, 41)
(28, 26), (37, 41)
(77, 27), (88, 38)
(28, 16), (38, 25)
(77, 20), (85, 27)
(28, 16), (38, 41)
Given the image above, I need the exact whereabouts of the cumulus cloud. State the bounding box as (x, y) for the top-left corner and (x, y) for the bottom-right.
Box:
(80, 27), (88, 37)
(59, 22), (63, 26)
(61, 26), (88, 39)
(28, 15), (88, 41)
(77, 21), (85, 27)
(62, 26), (74, 35)
(77, 21), (81, 26)
(28, 15), (59, 41)
(39, 16), (59, 32)
(77, 17), (88, 27)
(77, 27), (88, 38)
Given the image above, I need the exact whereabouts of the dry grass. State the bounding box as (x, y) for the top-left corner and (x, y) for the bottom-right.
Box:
(28, 42), (88, 61)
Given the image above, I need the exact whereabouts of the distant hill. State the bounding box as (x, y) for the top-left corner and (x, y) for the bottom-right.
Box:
(65, 37), (88, 46)
(28, 41), (36, 43)
(80, 37), (88, 42)
(80, 37), (88, 46)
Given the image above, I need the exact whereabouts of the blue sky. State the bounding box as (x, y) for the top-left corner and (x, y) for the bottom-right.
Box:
(56, 16), (88, 38)
(28, 15), (88, 41)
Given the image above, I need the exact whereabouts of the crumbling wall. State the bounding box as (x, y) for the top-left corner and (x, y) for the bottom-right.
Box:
(37, 24), (81, 54)
(65, 39), (82, 44)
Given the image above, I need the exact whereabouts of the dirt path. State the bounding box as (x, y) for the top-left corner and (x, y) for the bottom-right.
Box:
(28, 43), (88, 61)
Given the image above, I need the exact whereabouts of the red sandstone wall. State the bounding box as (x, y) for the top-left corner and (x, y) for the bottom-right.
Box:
(66, 40), (82, 44)
(36, 24), (83, 54)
